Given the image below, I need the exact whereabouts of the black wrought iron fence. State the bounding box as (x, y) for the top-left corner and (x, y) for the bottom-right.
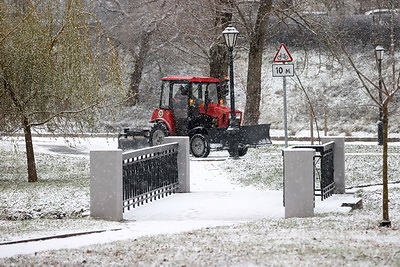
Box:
(292, 141), (335, 201)
(122, 143), (179, 211)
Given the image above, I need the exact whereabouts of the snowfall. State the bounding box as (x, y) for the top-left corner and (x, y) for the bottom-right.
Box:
(1, 134), (400, 266)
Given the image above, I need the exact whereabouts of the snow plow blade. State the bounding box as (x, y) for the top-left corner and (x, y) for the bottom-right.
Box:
(208, 123), (272, 147)
(240, 124), (272, 146)
(118, 129), (150, 151)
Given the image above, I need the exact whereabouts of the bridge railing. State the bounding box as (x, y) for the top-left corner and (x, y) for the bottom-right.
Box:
(122, 143), (179, 211)
(283, 137), (345, 218)
(291, 141), (335, 201)
(90, 137), (190, 221)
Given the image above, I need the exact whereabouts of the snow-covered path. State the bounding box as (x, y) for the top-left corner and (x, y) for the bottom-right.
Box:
(0, 137), (357, 258)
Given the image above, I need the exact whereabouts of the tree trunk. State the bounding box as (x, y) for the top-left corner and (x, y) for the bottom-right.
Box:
(381, 104), (390, 225)
(209, 0), (232, 104)
(3, 78), (38, 182)
(128, 31), (152, 106)
(209, 0), (232, 81)
(209, 43), (228, 81)
(243, 0), (272, 125)
(24, 121), (38, 182)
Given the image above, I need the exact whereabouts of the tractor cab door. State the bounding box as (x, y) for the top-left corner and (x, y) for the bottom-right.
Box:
(170, 82), (190, 135)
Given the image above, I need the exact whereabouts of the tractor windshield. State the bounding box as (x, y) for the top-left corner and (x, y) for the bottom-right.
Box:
(160, 80), (220, 109)
(192, 82), (219, 103)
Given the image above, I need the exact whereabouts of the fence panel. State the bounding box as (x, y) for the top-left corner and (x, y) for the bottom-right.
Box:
(292, 141), (335, 201)
(122, 143), (179, 211)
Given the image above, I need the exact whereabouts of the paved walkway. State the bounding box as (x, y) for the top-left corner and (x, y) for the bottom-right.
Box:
(124, 158), (357, 222)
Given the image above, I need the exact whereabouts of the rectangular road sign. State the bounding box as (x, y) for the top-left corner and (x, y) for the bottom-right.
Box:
(272, 64), (294, 77)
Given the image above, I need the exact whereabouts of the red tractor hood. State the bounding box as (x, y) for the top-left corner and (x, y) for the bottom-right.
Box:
(201, 102), (242, 128)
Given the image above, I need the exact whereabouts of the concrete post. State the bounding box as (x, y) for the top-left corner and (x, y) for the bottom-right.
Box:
(90, 150), (123, 221)
(321, 136), (345, 194)
(283, 148), (315, 218)
(163, 137), (190, 193)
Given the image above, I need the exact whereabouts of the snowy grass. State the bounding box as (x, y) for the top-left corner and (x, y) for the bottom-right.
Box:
(224, 145), (283, 190)
(1, 140), (400, 265)
(0, 152), (89, 220)
(0, 144), (125, 243)
(224, 142), (400, 191)
(3, 198), (400, 266)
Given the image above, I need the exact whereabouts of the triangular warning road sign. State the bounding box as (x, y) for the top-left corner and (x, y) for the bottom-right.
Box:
(273, 44), (293, 63)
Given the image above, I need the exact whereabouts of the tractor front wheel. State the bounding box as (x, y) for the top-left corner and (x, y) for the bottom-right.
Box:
(228, 146), (248, 157)
(149, 122), (169, 146)
(190, 134), (210, 158)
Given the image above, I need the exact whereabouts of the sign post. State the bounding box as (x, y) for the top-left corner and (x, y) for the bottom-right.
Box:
(273, 44), (294, 148)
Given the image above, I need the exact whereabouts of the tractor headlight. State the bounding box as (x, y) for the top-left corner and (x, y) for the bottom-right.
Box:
(212, 117), (218, 126)
(235, 113), (241, 120)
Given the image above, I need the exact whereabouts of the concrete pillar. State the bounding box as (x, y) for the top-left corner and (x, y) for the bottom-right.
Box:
(283, 148), (315, 218)
(321, 136), (345, 194)
(90, 150), (123, 221)
(163, 137), (190, 193)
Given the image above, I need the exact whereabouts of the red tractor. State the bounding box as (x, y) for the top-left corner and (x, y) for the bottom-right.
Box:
(118, 75), (271, 157)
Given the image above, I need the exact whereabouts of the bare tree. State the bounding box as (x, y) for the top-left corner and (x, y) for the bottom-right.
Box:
(302, 0), (399, 226)
(165, 0), (273, 117)
(231, 0), (272, 125)
(94, 0), (180, 106)
(341, 46), (398, 227)
(209, 0), (232, 81)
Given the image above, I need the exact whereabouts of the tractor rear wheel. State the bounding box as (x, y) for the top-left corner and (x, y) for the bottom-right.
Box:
(149, 122), (169, 146)
(190, 134), (210, 158)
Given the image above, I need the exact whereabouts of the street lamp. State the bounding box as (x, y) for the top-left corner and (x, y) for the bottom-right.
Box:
(375, 46), (391, 227)
(222, 24), (239, 128)
(375, 45), (385, 145)
(222, 24), (239, 158)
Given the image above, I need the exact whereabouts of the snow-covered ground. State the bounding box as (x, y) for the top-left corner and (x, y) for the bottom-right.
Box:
(1, 136), (400, 266)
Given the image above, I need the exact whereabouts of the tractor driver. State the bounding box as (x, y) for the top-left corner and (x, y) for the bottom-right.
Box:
(172, 85), (189, 135)
(172, 85), (188, 112)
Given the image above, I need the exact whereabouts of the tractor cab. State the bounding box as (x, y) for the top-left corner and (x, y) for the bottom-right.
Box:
(150, 76), (237, 137)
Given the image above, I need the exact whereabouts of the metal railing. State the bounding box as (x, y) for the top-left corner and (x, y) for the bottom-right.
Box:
(292, 141), (335, 201)
(122, 143), (179, 211)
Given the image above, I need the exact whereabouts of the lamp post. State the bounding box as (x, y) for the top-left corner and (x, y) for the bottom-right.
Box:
(375, 45), (391, 227)
(375, 45), (384, 146)
(222, 24), (239, 128)
(222, 24), (239, 158)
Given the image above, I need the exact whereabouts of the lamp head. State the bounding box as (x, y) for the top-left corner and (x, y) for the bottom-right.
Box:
(375, 45), (385, 61)
(222, 24), (239, 49)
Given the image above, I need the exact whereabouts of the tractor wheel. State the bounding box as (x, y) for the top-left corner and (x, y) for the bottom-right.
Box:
(228, 146), (248, 157)
(238, 146), (248, 156)
(149, 122), (169, 146)
(190, 134), (210, 158)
